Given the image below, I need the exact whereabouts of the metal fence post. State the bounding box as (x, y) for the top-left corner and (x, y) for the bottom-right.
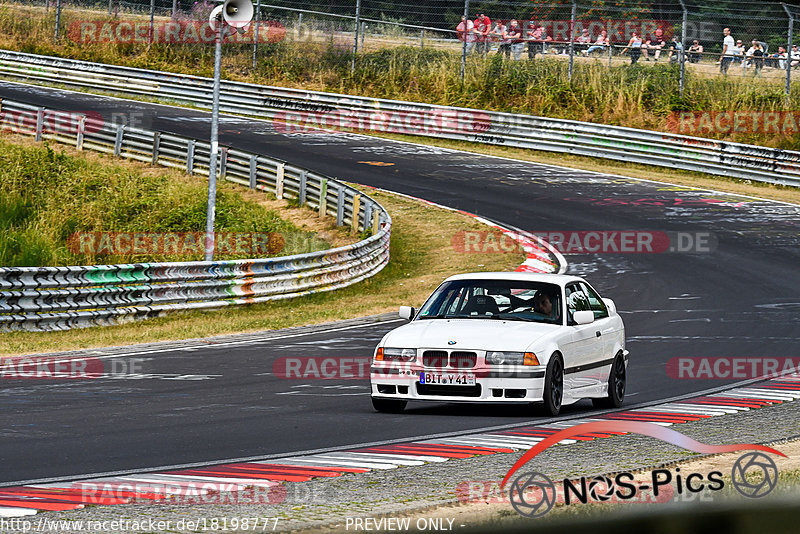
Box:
(298, 170), (307, 206)
(252, 0), (261, 72)
(172, 0), (178, 18)
(318, 179), (328, 217)
(460, 0), (470, 83)
(783, 3), (794, 104)
(152, 131), (160, 165)
(351, 194), (361, 232)
(360, 22), (366, 51)
(249, 155), (257, 189)
(421, 29), (424, 48)
(275, 162), (284, 199)
(679, 0), (687, 97)
(364, 202), (373, 232)
(336, 186), (345, 226)
(297, 12), (303, 40)
(187, 140), (196, 175)
(76, 115), (85, 150)
(54, 0), (62, 42)
(114, 125), (124, 157)
(351, 0), (362, 73)
(149, 0), (155, 43)
(371, 208), (381, 234)
(220, 147), (228, 179)
(35, 108), (44, 141)
(568, 0), (576, 82)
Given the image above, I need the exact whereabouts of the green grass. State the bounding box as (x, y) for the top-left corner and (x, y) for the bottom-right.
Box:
(0, 5), (798, 149)
(0, 138), (327, 266)
(0, 185), (525, 356)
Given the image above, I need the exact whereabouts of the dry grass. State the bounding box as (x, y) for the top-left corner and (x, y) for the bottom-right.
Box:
(0, 186), (525, 356)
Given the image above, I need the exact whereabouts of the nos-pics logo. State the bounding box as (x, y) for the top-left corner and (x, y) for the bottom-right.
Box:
(501, 421), (783, 518)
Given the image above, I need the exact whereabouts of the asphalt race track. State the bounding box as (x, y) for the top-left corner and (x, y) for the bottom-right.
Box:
(0, 81), (798, 484)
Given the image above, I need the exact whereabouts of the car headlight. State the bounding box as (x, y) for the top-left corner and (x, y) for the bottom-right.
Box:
(375, 347), (417, 362)
(486, 351), (540, 366)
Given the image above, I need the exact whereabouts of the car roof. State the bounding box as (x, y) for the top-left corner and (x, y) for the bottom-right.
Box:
(443, 272), (584, 286)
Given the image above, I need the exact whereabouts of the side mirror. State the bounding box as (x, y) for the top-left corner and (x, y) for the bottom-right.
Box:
(399, 306), (415, 320)
(602, 298), (616, 314)
(573, 310), (595, 325)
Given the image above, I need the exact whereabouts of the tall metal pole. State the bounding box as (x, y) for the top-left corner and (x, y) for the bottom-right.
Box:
(568, 0), (576, 82)
(172, 0), (178, 18)
(783, 3), (794, 104)
(149, 0), (155, 43)
(679, 0), (687, 97)
(205, 21), (223, 262)
(54, 0), (62, 42)
(252, 0), (261, 72)
(351, 0), (362, 72)
(460, 0), (470, 83)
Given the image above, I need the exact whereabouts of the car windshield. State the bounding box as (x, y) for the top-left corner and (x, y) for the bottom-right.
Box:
(416, 279), (563, 325)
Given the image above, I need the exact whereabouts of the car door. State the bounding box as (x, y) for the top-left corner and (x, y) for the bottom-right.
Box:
(579, 282), (616, 385)
(563, 283), (602, 390)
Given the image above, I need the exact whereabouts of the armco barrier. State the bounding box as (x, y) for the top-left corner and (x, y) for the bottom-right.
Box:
(0, 49), (798, 187)
(0, 99), (392, 332)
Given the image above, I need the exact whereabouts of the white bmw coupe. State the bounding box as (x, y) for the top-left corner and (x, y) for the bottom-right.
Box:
(370, 272), (627, 416)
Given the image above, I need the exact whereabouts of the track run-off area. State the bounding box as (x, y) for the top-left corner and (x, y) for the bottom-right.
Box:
(0, 80), (799, 488)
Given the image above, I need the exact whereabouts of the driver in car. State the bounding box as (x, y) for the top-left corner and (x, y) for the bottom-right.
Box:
(532, 290), (555, 317)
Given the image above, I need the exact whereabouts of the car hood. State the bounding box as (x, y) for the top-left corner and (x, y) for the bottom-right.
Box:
(381, 318), (559, 352)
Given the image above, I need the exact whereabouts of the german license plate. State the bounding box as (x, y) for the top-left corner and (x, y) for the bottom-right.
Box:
(419, 372), (476, 385)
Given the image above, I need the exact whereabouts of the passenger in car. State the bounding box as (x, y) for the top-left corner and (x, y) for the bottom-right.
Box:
(532, 290), (554, 316)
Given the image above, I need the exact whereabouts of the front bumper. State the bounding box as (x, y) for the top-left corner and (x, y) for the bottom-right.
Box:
(370, 363), (546, 404)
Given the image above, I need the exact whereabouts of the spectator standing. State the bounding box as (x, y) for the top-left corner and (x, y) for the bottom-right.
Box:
(688, 40), (703, 63)
(745, 40), (765, 77)
(474, 13), (491, 55)
(585, 29), (609, 56)
(491, 20), (510, 58)
(456, 16), (475, 54)
(622, 31), (643, 65)
(718, 27), (735, 74)
(733, 39), (745, 64)
(527, 23), (542, 59)
(508, 20), (524, 60)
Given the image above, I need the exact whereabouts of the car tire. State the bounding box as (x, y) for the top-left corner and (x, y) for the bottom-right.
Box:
(592, 352), (626, 409)
(540, 354), (563, 416)
(371, 397), (407, 413)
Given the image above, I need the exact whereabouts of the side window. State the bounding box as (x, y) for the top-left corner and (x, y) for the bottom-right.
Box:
(565, 284), (590, 324)
(580, 282), (609, 319)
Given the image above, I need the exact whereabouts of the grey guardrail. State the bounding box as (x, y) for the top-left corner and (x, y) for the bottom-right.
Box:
(0, 49), (798, 187)
(0, 99), (391, 332)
